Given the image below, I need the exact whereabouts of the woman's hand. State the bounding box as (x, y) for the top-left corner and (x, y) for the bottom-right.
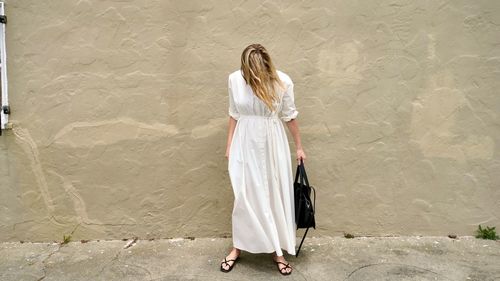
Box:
(296, 148), (306, 164)
(225, 147), (230, 160)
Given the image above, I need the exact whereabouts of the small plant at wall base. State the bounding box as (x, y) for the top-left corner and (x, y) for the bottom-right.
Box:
(62, 234), (72, 244)
(475, 225), (499, 240)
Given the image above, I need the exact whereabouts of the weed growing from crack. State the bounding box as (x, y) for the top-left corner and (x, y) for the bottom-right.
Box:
(62, 234), (72, 245)
(475, 224), (499, 240)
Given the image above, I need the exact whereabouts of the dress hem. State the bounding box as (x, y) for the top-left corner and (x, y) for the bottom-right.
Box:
(233, 242), (297, 256)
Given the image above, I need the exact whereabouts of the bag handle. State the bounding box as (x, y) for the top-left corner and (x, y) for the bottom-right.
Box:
(294, 162), (301, 183)
(295, 159), (308, 186)
(295, 159), (306, 187)
(299, 159), (309, 186)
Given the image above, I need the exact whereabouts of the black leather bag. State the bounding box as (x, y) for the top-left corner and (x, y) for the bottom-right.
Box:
(294, 159), (316, 257)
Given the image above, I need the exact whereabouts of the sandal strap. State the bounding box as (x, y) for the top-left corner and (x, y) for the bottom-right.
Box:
(276, 261), (291, 268)
(221, 257), (238, 266)
(276, 261), (292, 273)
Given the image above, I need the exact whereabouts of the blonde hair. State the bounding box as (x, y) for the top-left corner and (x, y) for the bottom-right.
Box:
(240, 44), (286, 113)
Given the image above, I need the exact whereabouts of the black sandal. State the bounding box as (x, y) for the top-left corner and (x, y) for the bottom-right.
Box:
(275, 261), (293, 275)
(220, 256), (239, 273)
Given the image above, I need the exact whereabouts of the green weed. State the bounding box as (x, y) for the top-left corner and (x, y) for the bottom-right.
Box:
(475, 224), (499, 240)
(62, 234), (72, 244)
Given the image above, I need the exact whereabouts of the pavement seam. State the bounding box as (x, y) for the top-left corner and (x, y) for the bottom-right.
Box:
(96, 249), (122, 278)
(36, 223), (80, 281)
(343, 262), (455, 281)
(36, 243), (62, 281)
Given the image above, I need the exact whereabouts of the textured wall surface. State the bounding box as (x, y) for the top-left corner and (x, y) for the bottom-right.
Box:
(0, 0), (499, 242)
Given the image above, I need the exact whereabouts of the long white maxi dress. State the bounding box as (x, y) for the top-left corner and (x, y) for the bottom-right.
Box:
(227, 69), (299, 256)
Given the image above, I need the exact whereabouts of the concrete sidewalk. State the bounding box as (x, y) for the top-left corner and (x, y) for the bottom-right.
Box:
(1, 236), (499, 281)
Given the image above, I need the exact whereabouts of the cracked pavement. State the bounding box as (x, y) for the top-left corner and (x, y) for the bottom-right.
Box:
(0, 236), (499, 281)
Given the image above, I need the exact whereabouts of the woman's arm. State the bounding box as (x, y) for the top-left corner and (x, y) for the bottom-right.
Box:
(285, 119), (306, 164)
(225, 116), (238, 159)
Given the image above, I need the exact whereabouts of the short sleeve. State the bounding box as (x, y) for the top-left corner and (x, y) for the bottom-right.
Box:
(280, 80), (299, 122)
(228, 75), (240, 120)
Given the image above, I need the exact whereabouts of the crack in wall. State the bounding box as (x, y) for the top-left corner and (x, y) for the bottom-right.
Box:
(46, 169), (105, 226)
(46, 117), (179, 148)
(13, 127), (55, 214)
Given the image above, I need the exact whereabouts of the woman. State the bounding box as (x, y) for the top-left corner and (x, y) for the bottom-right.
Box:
(221, 43), (306, 275)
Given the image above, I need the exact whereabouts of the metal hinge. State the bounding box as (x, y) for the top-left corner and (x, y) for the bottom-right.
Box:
(0, 15), (6, 24)
(2, 105), (10, 114)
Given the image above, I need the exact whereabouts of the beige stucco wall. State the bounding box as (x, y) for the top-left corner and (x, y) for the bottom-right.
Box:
(0, 0), (499, 242)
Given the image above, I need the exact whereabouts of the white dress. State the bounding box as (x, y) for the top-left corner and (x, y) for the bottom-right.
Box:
(227, 69), (299, 256)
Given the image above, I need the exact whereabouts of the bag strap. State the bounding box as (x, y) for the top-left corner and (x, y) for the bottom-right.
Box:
(296, 160), (306, 187)
(294, 163), (301, 183)
(299, 160), (310, 187)
(295, 226), (309, 257)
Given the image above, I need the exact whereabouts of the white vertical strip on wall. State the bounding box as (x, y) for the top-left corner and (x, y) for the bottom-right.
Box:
(0, 2), (8, 130)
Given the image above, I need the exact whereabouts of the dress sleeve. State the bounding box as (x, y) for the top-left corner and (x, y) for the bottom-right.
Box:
(228, 75), (240, 120)
(280, 80), (299, 122)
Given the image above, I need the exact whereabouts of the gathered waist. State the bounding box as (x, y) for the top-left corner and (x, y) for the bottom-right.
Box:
(239, 114), (279, 120)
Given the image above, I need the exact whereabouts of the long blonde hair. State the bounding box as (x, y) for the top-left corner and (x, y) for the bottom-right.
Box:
(240, 44), (286, 113)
